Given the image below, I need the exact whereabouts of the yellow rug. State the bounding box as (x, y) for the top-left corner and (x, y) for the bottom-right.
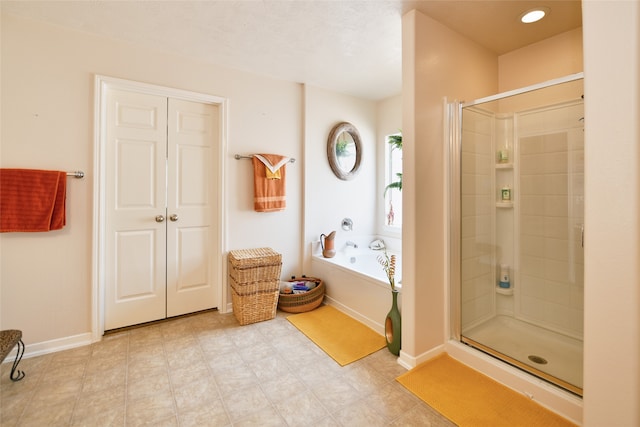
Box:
(287, 305), (385, 366)
(397, 353), (577, 427)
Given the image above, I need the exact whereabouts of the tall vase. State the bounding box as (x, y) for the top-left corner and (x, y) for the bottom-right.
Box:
(385, 290), (401, 356)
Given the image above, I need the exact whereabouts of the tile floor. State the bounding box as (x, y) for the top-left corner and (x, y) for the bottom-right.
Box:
(0, 309), (454, 426)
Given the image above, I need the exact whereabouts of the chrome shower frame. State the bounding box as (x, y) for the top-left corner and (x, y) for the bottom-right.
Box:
(447, 72), (585, 393)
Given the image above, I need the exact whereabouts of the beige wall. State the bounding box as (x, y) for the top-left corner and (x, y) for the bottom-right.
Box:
(582, 1), (640, 425)
(401, 10), (498, 358)
(499, 28), (583, 92)
(302, 85), (378, 274)
(0, 13), (305, 344)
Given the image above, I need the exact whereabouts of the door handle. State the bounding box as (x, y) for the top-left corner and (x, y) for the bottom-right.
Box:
(169, 214), (179, 222)
(155, 215), (165, 223)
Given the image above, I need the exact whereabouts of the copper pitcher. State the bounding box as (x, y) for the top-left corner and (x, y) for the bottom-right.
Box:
(320, 231), (336, 258)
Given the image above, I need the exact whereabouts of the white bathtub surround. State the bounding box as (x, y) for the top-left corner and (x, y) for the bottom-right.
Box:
(310, 236), (401, 335)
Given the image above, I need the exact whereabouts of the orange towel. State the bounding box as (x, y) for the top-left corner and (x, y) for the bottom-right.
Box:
(252, 154), (289, 212)
(0, 168), (66, 232)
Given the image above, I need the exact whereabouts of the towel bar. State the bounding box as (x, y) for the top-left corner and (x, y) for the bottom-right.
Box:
(234, 154), (295, 163)
(66, 171), (84, 178)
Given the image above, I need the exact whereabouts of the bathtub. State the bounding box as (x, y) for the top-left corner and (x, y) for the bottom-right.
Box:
(310, 236), (401, 334)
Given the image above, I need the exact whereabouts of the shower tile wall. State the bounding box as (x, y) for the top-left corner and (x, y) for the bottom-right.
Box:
(517, 103), (584, 338)
(460, 108), (494, 330)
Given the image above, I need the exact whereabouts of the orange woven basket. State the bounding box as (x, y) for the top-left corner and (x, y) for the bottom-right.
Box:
(278, 276), (325, 313)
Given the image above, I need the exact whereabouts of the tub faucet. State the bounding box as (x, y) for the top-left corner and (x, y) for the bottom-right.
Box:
(346, 241), (358, 249)
(369, 239), (385, 250)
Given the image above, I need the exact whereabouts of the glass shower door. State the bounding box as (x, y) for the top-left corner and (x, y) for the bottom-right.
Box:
(458, 77), (584, 395)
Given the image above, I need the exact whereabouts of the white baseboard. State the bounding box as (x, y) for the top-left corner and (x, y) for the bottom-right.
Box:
(323, 295), (384, 335)
(1, 332), (93, 363)
(398, 344), (445, 370)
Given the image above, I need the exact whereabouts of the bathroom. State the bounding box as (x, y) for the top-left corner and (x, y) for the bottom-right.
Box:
(1, 3), (639, 426)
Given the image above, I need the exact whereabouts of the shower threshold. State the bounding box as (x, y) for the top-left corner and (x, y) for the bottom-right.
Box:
(462, 315), (583, 396)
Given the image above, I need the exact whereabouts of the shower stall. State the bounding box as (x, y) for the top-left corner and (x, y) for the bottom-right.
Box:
(449, 74), (584, 396)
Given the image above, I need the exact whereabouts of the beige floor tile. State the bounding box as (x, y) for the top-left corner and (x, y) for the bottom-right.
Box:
(222, 384), (272, 422)
(232, 404), (286, 427)
(213, 365), (260, 396)
(270, 389), (329, 426)
(127, 370), (171, 400)
(247, 355), (291, 382)
(198, 333), (236, 356)
(389, 403), (456, 426)
(363, 381), (423, 421)
(72, 386), (125, 421)
(16, 399), (75, 426)
(342, 362), (391, 395)
(3, 309), (456, 426)
(311, 415), (342, 427)
(310, 376), (364, 413)
(81, 365), (126, 394)
(0, 391), (30, 425)
(177, 398), (231, 427)
(333, 398), (391, 427)
(237, 340), (275, 363)
(70, 404), (125, 427)
(172, 376), (220, 413)
(168, 362), (211, 390)
(128, 361), (168, 385)
(125, 391), (176, 426)
(207, 350), (246, 376)
(259, 372), (306, 398)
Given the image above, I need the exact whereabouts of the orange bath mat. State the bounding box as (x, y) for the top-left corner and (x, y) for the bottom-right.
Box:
(287, 305), (385, 366)
(397, 353), (577, 427)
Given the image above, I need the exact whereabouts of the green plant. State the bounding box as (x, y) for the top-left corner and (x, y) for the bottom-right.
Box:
(384, 132), (402, 196)
(336, 132), (352, 157)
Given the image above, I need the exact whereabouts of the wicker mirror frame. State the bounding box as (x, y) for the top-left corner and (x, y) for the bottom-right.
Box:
(327, 122), (363, 180)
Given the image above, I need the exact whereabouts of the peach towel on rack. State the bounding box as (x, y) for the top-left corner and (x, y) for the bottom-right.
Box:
(252, 154), (290, 212)
(0, 169), (67, 232)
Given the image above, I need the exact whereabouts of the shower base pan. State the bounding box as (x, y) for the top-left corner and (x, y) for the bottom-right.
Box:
(462, 315), (583, 396)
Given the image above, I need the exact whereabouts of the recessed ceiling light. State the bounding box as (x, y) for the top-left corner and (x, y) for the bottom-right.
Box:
(520, 8), (549, 24)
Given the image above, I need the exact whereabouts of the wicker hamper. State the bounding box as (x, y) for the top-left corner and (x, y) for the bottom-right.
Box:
(228, 248), (282, 325)
(278, 276), (325, 313)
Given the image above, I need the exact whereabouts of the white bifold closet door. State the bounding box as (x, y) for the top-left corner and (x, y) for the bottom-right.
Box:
(104, 89), (219, 330)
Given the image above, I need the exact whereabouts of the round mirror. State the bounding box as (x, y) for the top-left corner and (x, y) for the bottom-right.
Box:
(327, 122), (362, 180)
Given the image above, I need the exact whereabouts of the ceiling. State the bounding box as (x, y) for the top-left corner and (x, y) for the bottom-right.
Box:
(1, 0), (582, 100)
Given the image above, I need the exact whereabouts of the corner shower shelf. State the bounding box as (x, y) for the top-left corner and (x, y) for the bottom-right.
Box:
(496, 286), (514, 296)
(496, 202), (513, 208)
(495, 163), (513, 169)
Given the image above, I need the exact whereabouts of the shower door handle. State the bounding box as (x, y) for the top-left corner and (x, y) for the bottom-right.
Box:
(581, 224), (584, 248)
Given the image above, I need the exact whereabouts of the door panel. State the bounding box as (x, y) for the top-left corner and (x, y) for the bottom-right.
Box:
(115, 230), (159, 299)
(166, 99), (219, 316)
(175, 227), (209, 290)
(105, 89), (168, 330)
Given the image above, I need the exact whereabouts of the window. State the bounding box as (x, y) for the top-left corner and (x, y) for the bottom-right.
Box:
(384, 133), (402, 229)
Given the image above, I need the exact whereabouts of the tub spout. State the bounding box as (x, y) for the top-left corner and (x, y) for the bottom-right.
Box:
(369, 239), (385, 250)
(346, 241), (358, 249)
